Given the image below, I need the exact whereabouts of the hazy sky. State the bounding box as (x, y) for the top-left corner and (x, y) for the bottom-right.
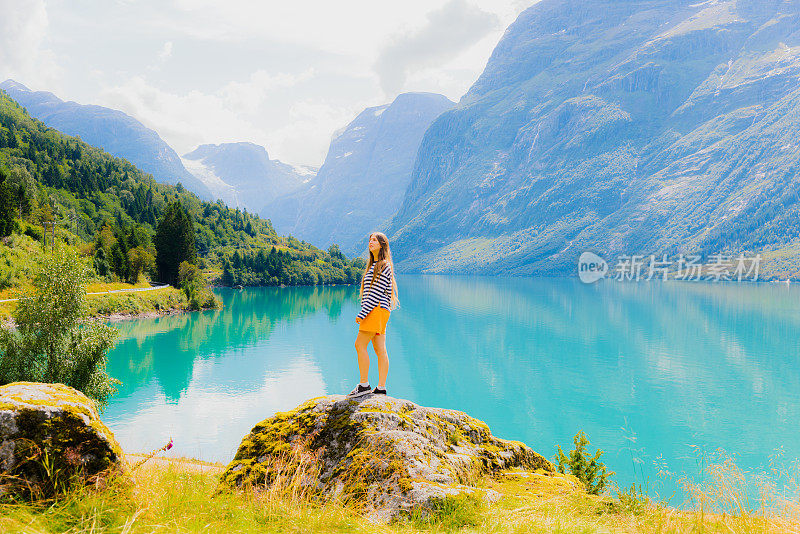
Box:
(0, 0), (530, 167)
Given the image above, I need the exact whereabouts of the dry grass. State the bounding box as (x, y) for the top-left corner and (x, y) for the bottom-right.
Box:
(1, 449), (800, 533)
(85, 280), (153, 293)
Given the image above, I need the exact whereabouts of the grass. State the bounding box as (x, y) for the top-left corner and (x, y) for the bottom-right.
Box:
(85, 280), (153, 293)
(2, 452), (800, 533)
(0, 233), (190, 321)
(0, 285), (188, 320)
(85, 286), (187, 318)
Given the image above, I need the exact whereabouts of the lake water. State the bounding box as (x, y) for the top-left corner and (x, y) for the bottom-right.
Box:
(103, 275), (800, 504)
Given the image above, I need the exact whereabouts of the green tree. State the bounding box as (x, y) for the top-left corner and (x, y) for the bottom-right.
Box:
(155, 201), (196, 286)
(127, 245), (155, 282)
(0, 246), (120, 408)
(0, 169), (17, 237)
(178, 260), (216, 310)
(93, 246), (110, 278)
(555, 431), (615, 495)
(6, 166), (35, 218)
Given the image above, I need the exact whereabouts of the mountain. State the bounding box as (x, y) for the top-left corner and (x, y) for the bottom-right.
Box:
(0, 90), (365, 287)
(386, 0), (800, 275)
(265, 92), (454, 255)
(181, 142), (314, 213)
(0, 79), (213, 200)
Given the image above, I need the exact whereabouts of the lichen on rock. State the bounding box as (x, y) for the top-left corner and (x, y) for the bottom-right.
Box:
(219, 395), (554, 522)
(0, 382), (123, 500)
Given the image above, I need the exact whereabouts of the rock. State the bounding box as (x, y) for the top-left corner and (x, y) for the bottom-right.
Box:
(219, 395), (554, 521)
(0, 382), (123, 499)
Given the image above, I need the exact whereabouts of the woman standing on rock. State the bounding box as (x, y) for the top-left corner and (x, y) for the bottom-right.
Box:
(348, 232), (399, 398)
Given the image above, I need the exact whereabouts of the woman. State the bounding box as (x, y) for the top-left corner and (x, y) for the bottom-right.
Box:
(347, 232), (399, 398)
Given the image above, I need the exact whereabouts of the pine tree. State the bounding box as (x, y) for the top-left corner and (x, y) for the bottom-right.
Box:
(0, 169), (17, 237)
(154, 201), (196, 286)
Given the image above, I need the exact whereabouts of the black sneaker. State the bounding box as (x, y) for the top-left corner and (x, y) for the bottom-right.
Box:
(373, 387), (387, 395)
(347, 384), (372, 398)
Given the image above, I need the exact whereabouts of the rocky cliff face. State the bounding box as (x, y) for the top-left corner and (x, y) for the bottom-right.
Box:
(182, 142), (314, 213)
(265, 92), (453, 255)
(387, 0), (800, 275)
(0, 80), (213, 200)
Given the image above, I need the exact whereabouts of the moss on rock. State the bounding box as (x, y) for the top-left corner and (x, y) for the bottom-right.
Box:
(219, 395), (554, 522)
(0, 382), (123, 500)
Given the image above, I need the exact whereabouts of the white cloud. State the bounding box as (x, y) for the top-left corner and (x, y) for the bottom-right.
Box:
(167, 0), (438, 54)
(0, 0), (61, 88)
(374, 0), (501, 96)
(219, 69), (315, 114)
(158, 41), (173, 62)
(98, 71), (359, 166)
(3, 0), (530, 165)
(99, 75), (270, 154)
(265, 99), (365, 165)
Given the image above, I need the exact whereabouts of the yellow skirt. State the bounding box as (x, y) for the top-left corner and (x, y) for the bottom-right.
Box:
(359, 307), (390, 335)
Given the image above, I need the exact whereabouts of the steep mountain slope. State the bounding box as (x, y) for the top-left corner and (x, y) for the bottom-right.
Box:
(182, 142), (314, 213)
(387, 0), (800, 275)
(266, 92), (453, 255)
(0, 80), (213, 200)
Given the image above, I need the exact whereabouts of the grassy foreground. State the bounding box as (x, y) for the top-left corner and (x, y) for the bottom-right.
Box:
(1, 453), (799, 533)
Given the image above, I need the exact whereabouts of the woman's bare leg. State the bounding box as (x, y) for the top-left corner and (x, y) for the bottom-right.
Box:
(355, 331), (375, 384)
(372, 333), (389, 389)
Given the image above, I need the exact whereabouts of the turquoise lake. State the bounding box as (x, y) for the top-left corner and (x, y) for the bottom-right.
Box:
(103, 275), (800, 504)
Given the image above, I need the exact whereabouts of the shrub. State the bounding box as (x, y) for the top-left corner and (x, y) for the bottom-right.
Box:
(403, 493), (484, 530)
(0, 246), (120, 408)
(178, 261), (217, 311)
(610, 482), (649, 515)
(24, 225), (42, 241)
(555, 430), (614, 495)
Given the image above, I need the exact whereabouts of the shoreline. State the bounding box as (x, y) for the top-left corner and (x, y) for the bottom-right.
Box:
(101, 307), (187, 323)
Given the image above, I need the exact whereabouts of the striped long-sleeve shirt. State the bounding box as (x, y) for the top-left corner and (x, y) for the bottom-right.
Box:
(357, 262), (393, 319)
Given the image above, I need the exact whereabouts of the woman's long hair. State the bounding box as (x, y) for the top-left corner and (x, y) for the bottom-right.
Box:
(359, 232), (399, 311)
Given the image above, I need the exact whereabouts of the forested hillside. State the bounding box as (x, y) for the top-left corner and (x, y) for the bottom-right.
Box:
(0, 90), (364, 287)
(1, 79), (213, 199)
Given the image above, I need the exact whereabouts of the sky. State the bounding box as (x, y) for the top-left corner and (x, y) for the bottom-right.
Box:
(0, 0), (531, 167)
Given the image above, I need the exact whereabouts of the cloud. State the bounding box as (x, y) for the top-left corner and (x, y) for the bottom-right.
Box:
(219, 69), (315, 114)
(97, 70), (357, 166)
(374, 0), (500, 95)
(6, 0), (524, 165)
(0, 0), (61, 88)
(99, 75), (272, 155)
(158, 41), (173, 62)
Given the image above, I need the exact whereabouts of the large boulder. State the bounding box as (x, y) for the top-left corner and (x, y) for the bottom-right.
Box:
(0, 382), (123, 499)
(220, 395), (554, 522)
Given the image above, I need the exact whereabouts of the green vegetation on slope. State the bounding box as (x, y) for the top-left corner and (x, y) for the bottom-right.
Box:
(0, 89), (365, 290)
